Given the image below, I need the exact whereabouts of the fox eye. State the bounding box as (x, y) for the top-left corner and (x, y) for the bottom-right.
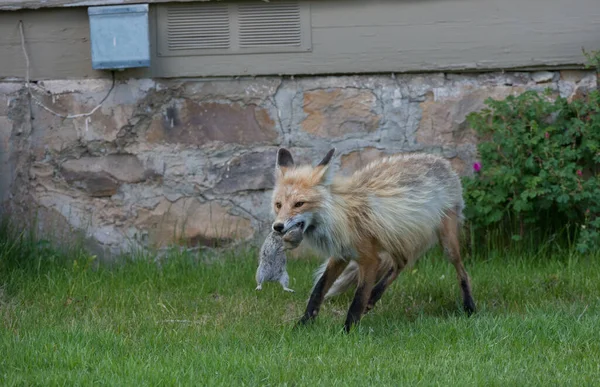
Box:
(294, 202), (305, 208)
(275, 202), (282, 209)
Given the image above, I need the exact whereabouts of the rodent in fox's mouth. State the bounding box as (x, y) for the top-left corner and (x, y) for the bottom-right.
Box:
(283, 222), (304, 233)
(282, 223), (304, 250)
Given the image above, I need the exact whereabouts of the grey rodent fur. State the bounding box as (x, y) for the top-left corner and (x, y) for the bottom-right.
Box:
(255, 226), (303, 292)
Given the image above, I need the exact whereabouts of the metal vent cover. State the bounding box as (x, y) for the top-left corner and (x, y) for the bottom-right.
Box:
(166, 4), (230, 51)
(238, 2), (302, 48)
(156, 1), (311, 57)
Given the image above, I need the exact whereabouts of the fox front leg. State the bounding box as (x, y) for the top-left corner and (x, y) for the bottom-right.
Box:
(344, 246), (379, 333)
(295, 257), (348, 327)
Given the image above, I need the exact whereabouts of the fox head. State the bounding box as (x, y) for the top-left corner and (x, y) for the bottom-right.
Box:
(271, 147), (336, 234)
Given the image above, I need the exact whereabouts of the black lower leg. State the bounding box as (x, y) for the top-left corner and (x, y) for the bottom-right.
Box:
(344, 284), (368, 333)
(460, 278), (476, 315)
(296, 272), (328, 327)
(366, 268), (394, 312)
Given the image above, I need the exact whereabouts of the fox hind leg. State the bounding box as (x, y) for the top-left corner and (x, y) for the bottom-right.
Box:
(439, 210), (476, 315)
(365, 257), (406, 313)
(344, 245), (379, 333)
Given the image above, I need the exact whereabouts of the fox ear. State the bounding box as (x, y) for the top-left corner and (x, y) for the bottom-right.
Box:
(317, 148), (335, 167)
(313, 148), (336, 185)
(276, 148), (294, 176)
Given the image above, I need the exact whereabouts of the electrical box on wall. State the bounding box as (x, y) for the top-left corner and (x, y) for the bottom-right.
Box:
(88, 4), (150, 70)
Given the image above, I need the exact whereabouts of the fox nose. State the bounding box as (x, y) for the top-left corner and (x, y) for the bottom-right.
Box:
(272, 223), (285, 233)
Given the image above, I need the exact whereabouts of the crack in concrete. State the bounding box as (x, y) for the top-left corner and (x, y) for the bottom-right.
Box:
(221, 198), (264, 224)
(268, 78), (286, 143)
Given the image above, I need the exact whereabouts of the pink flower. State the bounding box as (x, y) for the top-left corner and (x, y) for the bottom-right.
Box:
(577, 170), (583, 176)
(545, 132), (550, 139)
(473, 162), (482, 172)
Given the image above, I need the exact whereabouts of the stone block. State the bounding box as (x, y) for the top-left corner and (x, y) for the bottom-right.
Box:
(135, 198), (253, 248)
(214, 150), (277, 194)
(60, 154), (150, 197)
(339, 147), (386, 176)
(301, 88), (380, 137)
(417, 86), (525, 147)
(145, 100), (278, 145)
(532, 71), (556, 84)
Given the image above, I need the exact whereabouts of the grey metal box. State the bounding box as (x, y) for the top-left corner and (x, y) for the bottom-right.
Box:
(88, 4), (150, 70)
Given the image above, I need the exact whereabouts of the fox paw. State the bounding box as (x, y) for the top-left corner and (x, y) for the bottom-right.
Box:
(255, 284), (262, 291)
(283, 287), (295, 293)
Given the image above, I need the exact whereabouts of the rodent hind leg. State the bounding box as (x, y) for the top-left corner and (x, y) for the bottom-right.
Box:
(279, 272), (294, 293)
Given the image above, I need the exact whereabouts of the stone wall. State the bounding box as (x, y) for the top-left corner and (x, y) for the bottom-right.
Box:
(0, 70), (596, 258)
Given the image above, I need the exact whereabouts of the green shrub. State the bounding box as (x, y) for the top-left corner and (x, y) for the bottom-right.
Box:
(462, 89), (600, 253)
(582, 48), (600, 70)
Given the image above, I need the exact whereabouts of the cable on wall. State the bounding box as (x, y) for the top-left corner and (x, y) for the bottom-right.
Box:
(18, 20), (116, 119)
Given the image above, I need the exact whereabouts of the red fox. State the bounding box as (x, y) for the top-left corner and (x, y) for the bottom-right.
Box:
(271, 147), (475, 332)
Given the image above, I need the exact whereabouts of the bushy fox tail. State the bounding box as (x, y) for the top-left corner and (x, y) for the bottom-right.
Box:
(312, 253), (396, 299)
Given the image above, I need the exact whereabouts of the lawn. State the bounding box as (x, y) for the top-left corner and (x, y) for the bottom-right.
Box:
(1, 235), (600, 386)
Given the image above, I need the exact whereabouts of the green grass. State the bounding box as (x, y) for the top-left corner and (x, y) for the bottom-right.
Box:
(1, 234), (600, 386)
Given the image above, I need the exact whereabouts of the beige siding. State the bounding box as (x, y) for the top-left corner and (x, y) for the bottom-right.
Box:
(0, 9), (116, 79)
(1, 0), (599, 80)
(0, 0), (214, 11)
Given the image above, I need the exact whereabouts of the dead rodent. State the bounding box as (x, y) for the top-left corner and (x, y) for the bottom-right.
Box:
(255, 225), (304, 292)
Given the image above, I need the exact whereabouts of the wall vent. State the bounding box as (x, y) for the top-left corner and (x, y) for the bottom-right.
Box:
(156, 1), (311, 57)
(238, 3), (302, 48)
(166, 5), (230, 51)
